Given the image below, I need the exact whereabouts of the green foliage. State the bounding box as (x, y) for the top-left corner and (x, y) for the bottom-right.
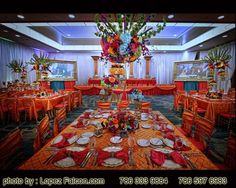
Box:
(202, 47), (232, 63)
(6, 59), (26, 73)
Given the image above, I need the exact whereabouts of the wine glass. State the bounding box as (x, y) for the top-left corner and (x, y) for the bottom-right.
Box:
(90, 137), (96, 150)
(128, 136), (135, 149)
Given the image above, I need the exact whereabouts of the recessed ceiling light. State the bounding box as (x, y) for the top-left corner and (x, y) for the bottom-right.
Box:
(217, 15), (224, 20)
(199, 44), (203, 47)
(17, 14), (24, 19)
(67, 34), (71, 37)
(56, 50), (60, 53)
(163, 51), (166, 53)
(3, 30), (8, 32)
(68, 14), (75, 19)
(173, 34), (177, 37)
(168, 14), (174, 19)
(222, 35), (228, 38)
(15, 34), (20, 37)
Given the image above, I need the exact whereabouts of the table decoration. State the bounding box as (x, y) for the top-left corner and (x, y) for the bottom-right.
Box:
(101, 111), (139, 136)
(95, 14), (166, 64)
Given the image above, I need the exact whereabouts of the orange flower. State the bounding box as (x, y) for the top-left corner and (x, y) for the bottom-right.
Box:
(108, 76), (116, 83)
(107, 36), (114, 43)
(112, 118), (119, 124)
(108, 47), (115, 55)
(114, 34), (120, 40)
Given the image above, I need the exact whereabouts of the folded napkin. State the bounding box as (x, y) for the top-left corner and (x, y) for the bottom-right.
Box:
(50, 133), (76, 148)
(164, 133), (191, 151)
(150, 150), (187, 167)
(52, 148), (89, 165)
(71, 120), (84, 128)
(80, 112), (91, 119)
(97, 149), (128, 166)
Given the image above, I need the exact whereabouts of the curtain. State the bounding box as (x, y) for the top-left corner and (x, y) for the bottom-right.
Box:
(0, 39), (48, 85)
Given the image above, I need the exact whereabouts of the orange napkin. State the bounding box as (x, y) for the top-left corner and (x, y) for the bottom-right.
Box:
(52, 148), (89, 165)
(50, 133), (75, 148)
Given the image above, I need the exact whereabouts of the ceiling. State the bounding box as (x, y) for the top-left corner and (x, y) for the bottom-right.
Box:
(0, 13), (235, 53)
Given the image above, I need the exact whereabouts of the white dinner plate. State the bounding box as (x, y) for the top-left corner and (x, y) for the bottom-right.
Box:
(142, 124), (151, 129)
(102, 157), (124, 167)
(102, 146), (123, 153)
(77, 137), (90, 145)
(110, 136), (123, 144)
(81, 132), (94, 138)
(51, 135), (78, 146)
(54, 157), (76, 168)
(66, 146), (86, 152)
(137, 139), (150, 147)
(102, 113), (110, 118)
(162, 138), (174, 149)
(85, 109), (94, 113)
(150, 138), (163, 146)
(94, 115), (102, 119)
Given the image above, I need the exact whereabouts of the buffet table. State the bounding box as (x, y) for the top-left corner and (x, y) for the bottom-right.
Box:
(19, 110), (217, 170)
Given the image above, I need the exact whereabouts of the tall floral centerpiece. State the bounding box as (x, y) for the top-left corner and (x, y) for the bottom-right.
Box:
(95, 14), (166, 64)
(6, 60), (27, 81)
(202, 47), (232, 94)
(101, 75), (119, 96)
(27, 53), (52, 81)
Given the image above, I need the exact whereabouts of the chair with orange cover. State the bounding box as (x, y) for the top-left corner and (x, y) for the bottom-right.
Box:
(22, 98), (45, 123)
(117, 100), (129, 110)
(177, 109), (194, 137)
(0, 128), (24, 169)
(198, 90), (208, 95)
(139, 102), (151, 113)
(188, 90), (197, 95)
(53, 107), (67, 137)
(72, 91), (82, 110)
(33, 114), (51, 153)
(54, 94), (70, 112)
(97, 101), (111, 110)
(188, 115), (215, 152)
(46, 89), (54, 94)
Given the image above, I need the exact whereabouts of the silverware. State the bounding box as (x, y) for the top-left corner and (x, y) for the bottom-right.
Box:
(144, 152), (151, 166)
(92, 151), (98, 166)
(43, 152), (56, 165)
(80, 150), (95, 168)
(182, 153), (197, 169)
(128, 148), (135, 166)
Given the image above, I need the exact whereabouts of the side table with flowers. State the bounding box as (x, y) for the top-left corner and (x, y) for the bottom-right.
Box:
(128, 88), (144, 110)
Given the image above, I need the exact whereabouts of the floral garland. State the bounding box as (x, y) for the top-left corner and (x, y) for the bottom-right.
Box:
(101, 111), (139, 133)
(101, 75), (119, 88)
(95, 14), (166, 64)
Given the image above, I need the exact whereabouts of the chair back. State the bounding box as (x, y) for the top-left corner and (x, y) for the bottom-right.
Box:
(0, 128), (23, 169)
(189, 90), (197, 95)
(182, 109), (195, 135)
(117, 100), (129, 109)
(194, 115), (215, 143)
(33, 114), (50, 153)
(97, 101), (111, 109)
(198, 90), (208, 95)
(140, 102), (151, 109)
(177, 90), (186, 95)
(22, 98), (38, 121)
(224, 133), (236, 169)
(53, 107), (66, 137)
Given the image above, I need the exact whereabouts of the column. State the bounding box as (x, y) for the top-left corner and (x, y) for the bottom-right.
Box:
(129, 62), (134, 78)
(91, 56), (99, 78)
(144, 56), (152, 78)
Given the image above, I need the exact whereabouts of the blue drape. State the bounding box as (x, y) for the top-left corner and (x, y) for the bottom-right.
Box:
(184, 81), (198, 92)
(50, 81), (65, 91)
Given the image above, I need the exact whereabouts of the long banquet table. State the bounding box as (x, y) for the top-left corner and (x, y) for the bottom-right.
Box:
(19, 110), (217, 170)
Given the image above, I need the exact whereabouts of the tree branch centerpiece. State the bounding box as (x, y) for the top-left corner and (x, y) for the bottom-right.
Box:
(6, 60), (27, 81)
(202, 46), (232, 95)
(95, 14), (166, 64)
(27, 53), (52, 81)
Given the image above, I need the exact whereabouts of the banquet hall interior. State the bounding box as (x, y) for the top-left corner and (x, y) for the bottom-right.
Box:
(0, 13), (235, 170)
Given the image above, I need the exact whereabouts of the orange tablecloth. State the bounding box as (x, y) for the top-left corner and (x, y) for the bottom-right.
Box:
(74, 85), (102, 95)
(19, 111), (217, 170)
(175, 94), (235, 124)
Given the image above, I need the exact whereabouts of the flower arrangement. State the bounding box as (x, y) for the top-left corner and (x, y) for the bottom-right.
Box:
(101, 75), (119, 88)
(101, 111), (139, 133)
(27, 53), (52, 80)
(129, 88), (144, 101)
(95, 14), (166, 63)
(203, 47), (232, 81)
(6, 60), (24, 73)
